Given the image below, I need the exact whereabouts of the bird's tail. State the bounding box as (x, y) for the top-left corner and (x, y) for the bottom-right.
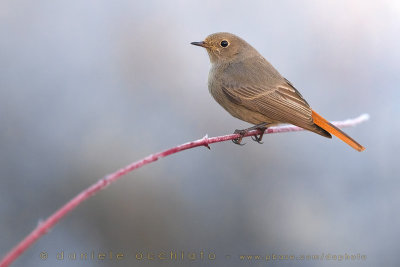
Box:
(312, 110), (365, 152)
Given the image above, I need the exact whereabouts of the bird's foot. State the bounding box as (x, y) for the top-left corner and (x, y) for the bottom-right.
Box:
(251, 127), (267, 144)
(232, 129), (247, 145)
(232, 123), (269, 146)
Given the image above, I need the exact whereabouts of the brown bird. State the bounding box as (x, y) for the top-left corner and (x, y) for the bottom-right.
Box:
(191, 32), (365, 151)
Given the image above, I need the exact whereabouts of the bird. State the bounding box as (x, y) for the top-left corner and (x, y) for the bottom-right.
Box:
(191, 32), (365, 151)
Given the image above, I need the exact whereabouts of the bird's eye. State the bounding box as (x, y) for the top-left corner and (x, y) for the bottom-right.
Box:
(220, 40), (229, 47)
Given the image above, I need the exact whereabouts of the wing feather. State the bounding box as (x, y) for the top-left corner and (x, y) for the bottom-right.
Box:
(221, 81), (313, 127)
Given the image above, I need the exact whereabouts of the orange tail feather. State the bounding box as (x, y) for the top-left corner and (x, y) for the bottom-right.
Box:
(312, 110), (365, 152)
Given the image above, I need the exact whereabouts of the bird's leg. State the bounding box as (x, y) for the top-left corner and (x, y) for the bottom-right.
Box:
(232, 123), (269, 145)
(251, 127), (267, 144)
(250, 123), (269, 144)
(232, 129), (247, 145)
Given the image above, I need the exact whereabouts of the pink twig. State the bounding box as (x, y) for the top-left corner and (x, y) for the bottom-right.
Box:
(0, 113), (369, 267)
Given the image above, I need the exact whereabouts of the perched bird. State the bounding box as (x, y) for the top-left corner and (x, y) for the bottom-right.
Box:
(191, 32), (365, 151)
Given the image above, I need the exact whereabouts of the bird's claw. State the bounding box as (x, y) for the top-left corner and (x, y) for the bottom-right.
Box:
(251, 127), (266, 144)
(251, 135), (264, 144)
(232, 129), (247, 145)
(232, 126), (267, 145)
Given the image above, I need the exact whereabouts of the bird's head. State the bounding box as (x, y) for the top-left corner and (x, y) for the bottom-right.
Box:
(191, 32), (256, 64)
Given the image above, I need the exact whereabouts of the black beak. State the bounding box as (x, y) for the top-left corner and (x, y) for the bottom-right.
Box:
(191, 41), (206, 48)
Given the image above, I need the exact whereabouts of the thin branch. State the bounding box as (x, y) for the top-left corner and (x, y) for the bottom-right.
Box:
(0, 113), (369, 267)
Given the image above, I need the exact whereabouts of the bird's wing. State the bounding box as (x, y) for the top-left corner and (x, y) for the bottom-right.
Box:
(221, 79), (314, 128)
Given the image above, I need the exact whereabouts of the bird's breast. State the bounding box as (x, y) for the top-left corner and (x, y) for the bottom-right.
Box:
(207, 64), (225, 102)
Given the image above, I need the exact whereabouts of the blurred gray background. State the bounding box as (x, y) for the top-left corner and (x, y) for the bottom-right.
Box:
(0, 0), (399, 266)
